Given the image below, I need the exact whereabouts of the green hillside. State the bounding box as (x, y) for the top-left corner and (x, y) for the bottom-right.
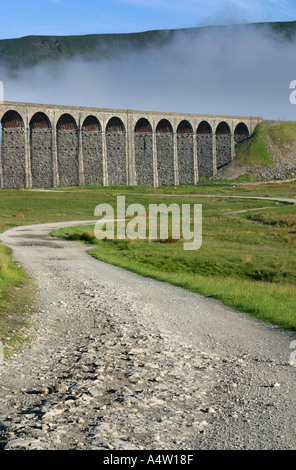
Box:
(236, 123), (274, 168)
(233, 121), (296, 180)
(0, 20), (295, 69)
(0, 29), (176, 69)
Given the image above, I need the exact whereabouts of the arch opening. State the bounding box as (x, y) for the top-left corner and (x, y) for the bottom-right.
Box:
(1, 110), (25, 188)
(134, 118), (153, 186)
(156, 119), (174, 186)
(156, 119), (173, 134)
(83, 115), (101, 132)
(57, 114), (79, 186)
(106, 117), (126, 185)
(197, 121), (212, 135)
(177, 121), (194, 184)
(30, 112), (52, 188)
(177, 120), (193, 135)
(197, 121), (213, 177)
(135, 118), (152, 133)
(106, 117), (125, 133)
(57, 114), (77, 131)
(82, 116), (103, 186)
(216, 121), (230, 135)
(234, 122), (249, 143)
(216, 121), (231, 169)
(1, 110), (24, 129)
(30, 112), (51, 130)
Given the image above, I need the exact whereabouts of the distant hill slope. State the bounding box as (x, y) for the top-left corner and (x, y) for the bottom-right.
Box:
(0, 21), (296, 69)
(0, 30), (174, 69)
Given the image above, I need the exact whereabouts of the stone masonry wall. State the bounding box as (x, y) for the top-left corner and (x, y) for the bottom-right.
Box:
(134, 133), (153, 186)
(2, 129), (26, 188)
(82, 130), (103, 187)
(57, 130), (79, 187)
(197, 135), (213, 177)
(177, 134), (194, 185)
(157, 134), (174, 186)
(234, 133), (249, 143)
(31, 129), (53, 188)
(106, 132), (126, 186)
(216, 135), (232, 169)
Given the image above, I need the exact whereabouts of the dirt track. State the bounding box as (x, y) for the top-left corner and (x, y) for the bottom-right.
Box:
(0, 220), (295, 450)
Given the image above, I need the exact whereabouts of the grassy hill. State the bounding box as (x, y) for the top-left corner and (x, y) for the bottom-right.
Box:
(0, 21), (296, 69)
(0, 30), (175, 69)
(227, 121), (296, 181)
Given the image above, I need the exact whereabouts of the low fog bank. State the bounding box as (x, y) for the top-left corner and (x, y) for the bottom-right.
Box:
(1, 24), (296, 120)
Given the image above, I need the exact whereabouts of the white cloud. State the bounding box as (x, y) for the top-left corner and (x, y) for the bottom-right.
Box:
(2, 23), (296, 120)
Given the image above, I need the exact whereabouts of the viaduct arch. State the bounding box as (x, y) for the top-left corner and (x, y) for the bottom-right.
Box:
(0, 101), (261, 189)
(134, 118), (153, 187)
(82, 115), (103, 187)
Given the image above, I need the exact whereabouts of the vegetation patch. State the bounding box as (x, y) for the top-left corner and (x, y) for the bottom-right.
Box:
(0, 185), (295, 354)
(235, 121), (296, 172)
(52, 199), (296, 331)
(235, 123), (274, 168)
(0, 243), (36, 357)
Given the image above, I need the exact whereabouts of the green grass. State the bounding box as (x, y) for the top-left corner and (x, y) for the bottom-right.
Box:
(235, 121), (296, 173)
(269, 122), (296, 151)
(51, 199), (296, 331)
(0, 184), (295, 357)
(235, 123), (274, 168)
(34, 181), (296, 198)
(0, 243), (36, 356)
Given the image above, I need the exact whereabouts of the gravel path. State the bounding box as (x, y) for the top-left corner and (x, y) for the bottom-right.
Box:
(119, 193), (296, 204)
(0, 221), (295, 450)
(28, 189), (296, 205)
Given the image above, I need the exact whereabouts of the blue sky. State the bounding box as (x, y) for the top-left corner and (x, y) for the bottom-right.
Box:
(1, 0), (296, 39)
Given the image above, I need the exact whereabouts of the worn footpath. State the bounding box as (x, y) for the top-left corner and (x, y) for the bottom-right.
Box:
(0, 221), (295, 450)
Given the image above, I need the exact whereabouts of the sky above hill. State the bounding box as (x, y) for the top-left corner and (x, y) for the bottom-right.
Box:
(1, 0), (296, 39)
(1, 0), (296, 120)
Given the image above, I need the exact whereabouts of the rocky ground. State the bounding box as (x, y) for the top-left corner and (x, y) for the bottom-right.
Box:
(0, 274), (220, 451)
(218, 157), (296, 182)
(0, 221), (295, 451)
(218, 134), (296, 182)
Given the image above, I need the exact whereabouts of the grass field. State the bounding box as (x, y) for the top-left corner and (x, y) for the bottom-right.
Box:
(0, 244), (36, 355)
(236, 123), (273, 168)
(50, 186), (296, 331)
(0, 183), (296, 355)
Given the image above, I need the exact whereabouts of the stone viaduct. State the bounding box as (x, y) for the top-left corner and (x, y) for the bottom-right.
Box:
(0, 101), (262, 189)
